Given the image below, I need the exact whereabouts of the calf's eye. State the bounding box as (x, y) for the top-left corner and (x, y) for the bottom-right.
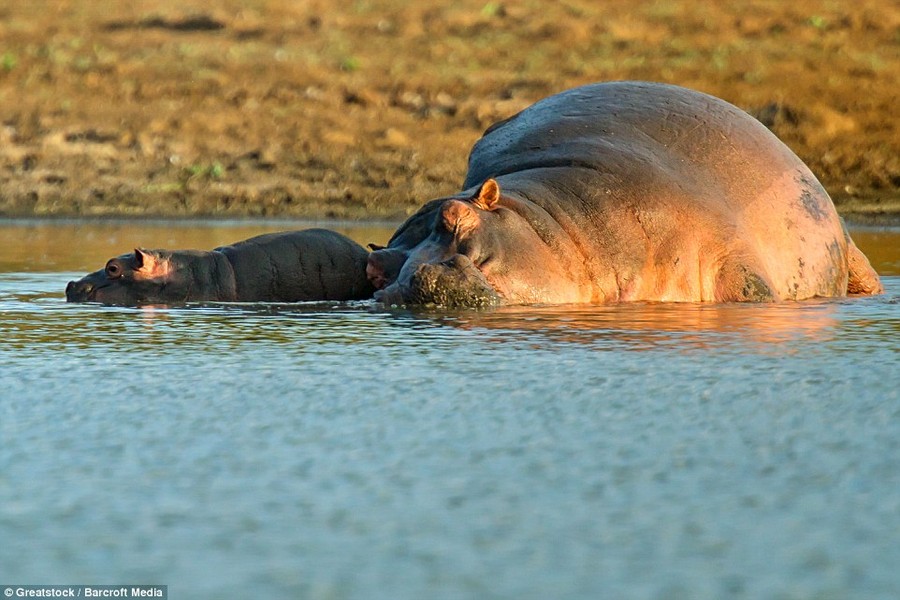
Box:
(105, 262), (122, 279)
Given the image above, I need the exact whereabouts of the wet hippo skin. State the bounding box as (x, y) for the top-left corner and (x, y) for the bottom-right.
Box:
(368, 81), (883, 307)
(66, 229), (374, 305)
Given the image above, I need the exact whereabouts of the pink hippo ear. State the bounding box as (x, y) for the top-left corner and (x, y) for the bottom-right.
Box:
(441, 200), (480, 237)
(133, 248), (171, 279)
(472, 178), (500, 211)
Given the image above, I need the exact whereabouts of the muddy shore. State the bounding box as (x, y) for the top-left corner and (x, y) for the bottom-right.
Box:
(1, 1), (898, 222)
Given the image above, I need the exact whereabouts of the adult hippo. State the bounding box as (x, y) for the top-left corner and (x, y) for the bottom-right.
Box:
(367, 81), (882, 307)
(66, 229), (373, 305)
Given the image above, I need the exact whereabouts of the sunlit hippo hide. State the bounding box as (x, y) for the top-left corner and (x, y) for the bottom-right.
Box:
(66, 229), (374, 305)
(368, 81), (883, 307)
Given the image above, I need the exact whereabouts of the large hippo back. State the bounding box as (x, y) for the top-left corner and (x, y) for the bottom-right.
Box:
(465, 81), (805, 204)
(461, 81), (851, 300)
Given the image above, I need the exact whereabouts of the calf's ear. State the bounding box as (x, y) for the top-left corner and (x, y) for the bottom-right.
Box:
(472, 178), (500, 211)
(133, 248), (171, 279)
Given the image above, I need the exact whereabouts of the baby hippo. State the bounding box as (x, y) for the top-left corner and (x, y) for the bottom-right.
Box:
(65, 228), (374, 305)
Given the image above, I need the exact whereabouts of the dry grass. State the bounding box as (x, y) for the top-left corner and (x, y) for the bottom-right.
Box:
(0, 1), (897, 219)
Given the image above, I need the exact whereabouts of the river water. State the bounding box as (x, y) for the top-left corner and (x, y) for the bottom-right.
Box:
(1, 221), (898, 599)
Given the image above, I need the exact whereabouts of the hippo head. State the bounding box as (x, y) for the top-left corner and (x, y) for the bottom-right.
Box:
(368, 179), (570, 308)
(66, 248), (207, 305)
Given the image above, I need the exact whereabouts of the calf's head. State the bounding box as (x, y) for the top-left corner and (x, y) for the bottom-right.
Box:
(66, 248), (202, 305)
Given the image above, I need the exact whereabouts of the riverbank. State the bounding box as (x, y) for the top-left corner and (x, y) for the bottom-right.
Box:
(1, 1), (897, 220)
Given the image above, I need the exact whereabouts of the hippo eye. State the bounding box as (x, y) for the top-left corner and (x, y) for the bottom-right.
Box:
(477, 255), (496, 272)
(105, 261), (122, 279)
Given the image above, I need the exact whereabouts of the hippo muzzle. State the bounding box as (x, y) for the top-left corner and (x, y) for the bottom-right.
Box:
(65, 273), (145, 305)
(65, 279), (90, 302)
(66, 274), (107, 303)
(375, 254), (501, 308)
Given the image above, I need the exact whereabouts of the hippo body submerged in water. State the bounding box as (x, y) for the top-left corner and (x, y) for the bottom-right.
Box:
(367, 81), (882, 306)
(68, 81), (882, 308)
(66, 229), (373, 305)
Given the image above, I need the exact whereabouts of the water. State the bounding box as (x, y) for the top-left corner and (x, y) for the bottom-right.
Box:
(1, 221), (899, 599)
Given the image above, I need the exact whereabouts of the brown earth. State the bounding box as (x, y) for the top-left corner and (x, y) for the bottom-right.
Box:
(0, 1), (898, 221)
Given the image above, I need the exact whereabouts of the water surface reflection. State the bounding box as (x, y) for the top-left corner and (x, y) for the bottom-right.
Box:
(414, 301), (847, 353)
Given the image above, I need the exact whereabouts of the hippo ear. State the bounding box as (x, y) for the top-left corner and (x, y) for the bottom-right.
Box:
(133, 248), (149, 268)
(368, 243), (387, 251)
(472, 178), (500, 211)
(133, 248), (170, 279)
(441, 200), (480, 237)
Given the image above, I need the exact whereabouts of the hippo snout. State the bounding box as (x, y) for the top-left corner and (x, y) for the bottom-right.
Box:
(66, 280), (86, 301)
(376, 254), (501, 308)
(66, 279), (94, 302)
